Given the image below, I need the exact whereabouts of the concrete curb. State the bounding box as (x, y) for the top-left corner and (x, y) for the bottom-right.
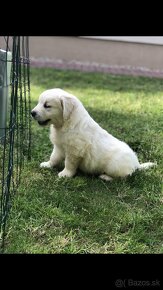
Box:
(30, 58), (163, 79)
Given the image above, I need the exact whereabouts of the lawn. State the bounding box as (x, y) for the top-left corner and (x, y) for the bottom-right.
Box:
(4, 68), (163, 253)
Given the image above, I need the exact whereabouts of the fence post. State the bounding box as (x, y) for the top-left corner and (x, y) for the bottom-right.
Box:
(0, 49), (12, 141)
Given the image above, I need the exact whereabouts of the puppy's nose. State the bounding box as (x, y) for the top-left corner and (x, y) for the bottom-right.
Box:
(31, 110), (37, 117)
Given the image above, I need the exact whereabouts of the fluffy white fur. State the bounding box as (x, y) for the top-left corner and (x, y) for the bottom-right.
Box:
(31, 88), (156, 181)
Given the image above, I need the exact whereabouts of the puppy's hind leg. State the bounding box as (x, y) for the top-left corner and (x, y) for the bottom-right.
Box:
(40, 146), (64, 168)
(99, 174), (113, 181)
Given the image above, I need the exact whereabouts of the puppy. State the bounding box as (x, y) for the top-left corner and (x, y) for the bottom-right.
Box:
(31, 88), (156, 181)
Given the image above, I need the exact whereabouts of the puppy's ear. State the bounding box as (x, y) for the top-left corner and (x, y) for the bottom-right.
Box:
(60, 96), (76, 120)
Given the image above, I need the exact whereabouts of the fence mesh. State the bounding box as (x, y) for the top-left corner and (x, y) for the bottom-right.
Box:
(0, 36), (31, 251)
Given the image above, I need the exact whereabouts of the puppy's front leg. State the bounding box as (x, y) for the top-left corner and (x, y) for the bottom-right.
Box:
(40, 146), (64, 168)
(58, 155), (79, 178)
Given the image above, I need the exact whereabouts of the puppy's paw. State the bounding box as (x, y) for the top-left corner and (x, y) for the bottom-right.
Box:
(58, 169), (74, 178)
(40, 161), (51, 168)
(99, 174), (113, 181)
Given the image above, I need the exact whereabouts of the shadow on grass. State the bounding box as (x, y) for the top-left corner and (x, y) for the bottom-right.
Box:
(30, 68), (163, 93)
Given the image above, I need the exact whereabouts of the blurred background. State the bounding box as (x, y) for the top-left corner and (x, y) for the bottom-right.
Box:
(28, 36), (163, 75)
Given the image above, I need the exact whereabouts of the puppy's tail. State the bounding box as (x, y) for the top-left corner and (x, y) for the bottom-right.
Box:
(138, 162), (157, 171)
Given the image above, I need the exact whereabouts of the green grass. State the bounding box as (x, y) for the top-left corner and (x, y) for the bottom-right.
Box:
(4, 68), (163, 253)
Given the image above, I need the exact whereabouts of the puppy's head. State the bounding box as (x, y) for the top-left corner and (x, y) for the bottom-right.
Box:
(31, 88), (77, 127)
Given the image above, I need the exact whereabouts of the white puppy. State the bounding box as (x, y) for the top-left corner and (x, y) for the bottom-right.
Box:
(31, 88), (156, 181)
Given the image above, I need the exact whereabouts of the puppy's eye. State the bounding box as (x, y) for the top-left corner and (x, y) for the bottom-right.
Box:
(44, 102), (51, 108)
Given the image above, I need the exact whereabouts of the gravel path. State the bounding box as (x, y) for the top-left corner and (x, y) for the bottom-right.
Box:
(30, 57), (163, 79)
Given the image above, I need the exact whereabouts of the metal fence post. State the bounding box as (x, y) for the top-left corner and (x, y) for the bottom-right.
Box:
(0, 49), (12, 141)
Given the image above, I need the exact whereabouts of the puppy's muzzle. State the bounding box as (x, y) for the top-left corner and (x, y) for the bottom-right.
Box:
(31, 110), (37, 118)
(31, 110), (51, 126)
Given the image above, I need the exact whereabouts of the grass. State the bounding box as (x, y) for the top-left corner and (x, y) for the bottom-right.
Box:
(4, 68), (163, 253)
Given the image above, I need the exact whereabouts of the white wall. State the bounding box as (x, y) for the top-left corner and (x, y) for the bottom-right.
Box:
(81, 37), (163, 45)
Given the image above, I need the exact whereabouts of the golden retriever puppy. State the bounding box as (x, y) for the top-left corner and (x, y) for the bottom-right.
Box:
(31, 88), (156, 181)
